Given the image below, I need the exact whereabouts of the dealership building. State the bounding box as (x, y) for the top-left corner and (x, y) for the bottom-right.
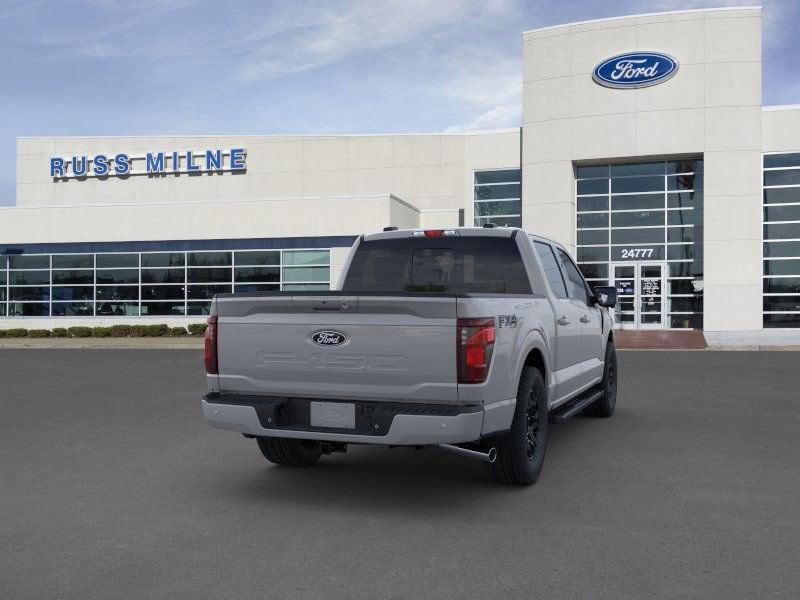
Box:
(2, 6), (800, 336)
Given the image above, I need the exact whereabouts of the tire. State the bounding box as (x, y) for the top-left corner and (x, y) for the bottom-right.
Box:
(485, 366), (548, 486)
(256, 436), (322, 467)
(587, 340), (617, 418)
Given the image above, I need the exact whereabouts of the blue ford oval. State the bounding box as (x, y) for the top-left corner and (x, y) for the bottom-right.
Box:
(593, 52), (678, 89)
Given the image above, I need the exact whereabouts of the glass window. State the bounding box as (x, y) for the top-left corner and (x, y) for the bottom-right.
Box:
(96, 286), (139, 301)
(764, 205), (800, 223)
(577, 179), (608, 195)
(764, 223), (800, 240)
(611, 211), (664, 228)
(667, 244), (694, 260)
(577, 196), (608, 212)
(474, 200), (522, 218)
(282, 266), (330, 283)
(187, 284), (232, 299)
(283, 284), (330, 292)
(96, 253), (138, 268)
(475, 184), (521, 200)
(612, 194), (664, 211)
(234, 267), (280, 283)
(577, 246), (609, 262)
(575, 165), (609, 178)
(52, 287), (93, 301)
(9, 303), (49, 316)
(186, 303), (212, 316)
(610, 162), (664, 176)
(763, 278), (800, 294)
(667, 209), (696, 226)
(667, 192), (699, 209)
(764, 257), (800, 275)
(533, 241), (567, 299)
(556, 249), (590, 305)
(577, 263), (608, 280)
(764, 241), (800, 258)
(763, 297), (800, 312)
(0, 271), (5, 285)
(667, 227), (694, 243)
(52, 302), (94, 316)
(52, 254), (93, 269)
(763, 188), (800, 204)
(234, 251), (279, 266)
(9, 255), (49, 269)
(10, 287), (50, 301)
(764, 153), (800, 168)
(140, 253), (184, 268)
(96, 269), (138, 284)
(96, 302), (138, 316)
(611, 246), (665, 261)
(343, 237), (532, 294)
(577, 213), (608, 228)
(764, 314), (800, 328)
(611, 176), (663, 194)
(667, 160), (702, 174)
(611, 228), (665, 244)
(474, 170), (520, 184)
(142, 268), (185, 284)
(283, 250), (329, 266)
(667, 174), (698, 191)
(474, 170), (521, 227)
(234, 283), (280, 293)
(187, 267), (231, 283)
(188, 252), (231, 266)
(52, 270), (93, 285)
(10, 271), (50, 285)
(141, 285), (185, 301)
(764, 170), (800, 187)
(577, 229), (608, 245)
(140, 302), (185, 316)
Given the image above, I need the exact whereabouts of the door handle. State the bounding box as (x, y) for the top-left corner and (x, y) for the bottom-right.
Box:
(557, 316), (570, 326)
(580, 315), (590, 324)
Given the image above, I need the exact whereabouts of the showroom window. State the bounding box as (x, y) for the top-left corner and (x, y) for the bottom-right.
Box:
(474, 169), (521, 227)
(763, 152), (800, 328)
(575, 159), (704, 329)
(0, 248), (330, 318)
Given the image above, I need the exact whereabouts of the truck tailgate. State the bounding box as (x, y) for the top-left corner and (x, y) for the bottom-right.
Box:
(216, 295), (458, 403)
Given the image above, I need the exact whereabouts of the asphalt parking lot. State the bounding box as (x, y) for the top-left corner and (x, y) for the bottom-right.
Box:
(1, 349), (799, 599)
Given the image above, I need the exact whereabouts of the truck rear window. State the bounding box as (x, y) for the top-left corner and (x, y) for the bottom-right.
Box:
(342, 237), (532, 294)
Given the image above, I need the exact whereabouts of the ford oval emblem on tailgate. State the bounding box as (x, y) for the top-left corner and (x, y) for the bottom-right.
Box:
(310, 330), (348, 346)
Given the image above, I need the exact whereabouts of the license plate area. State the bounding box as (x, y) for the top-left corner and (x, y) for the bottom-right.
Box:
(310, 401), (356, 429)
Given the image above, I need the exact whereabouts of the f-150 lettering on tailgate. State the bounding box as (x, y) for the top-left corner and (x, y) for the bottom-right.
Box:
(256, 352), (409, 372)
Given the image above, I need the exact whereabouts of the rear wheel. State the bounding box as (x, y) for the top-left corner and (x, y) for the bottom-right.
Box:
(256, 436), (322, 467)
(587, 341), (617, 418)
(485, 366), (548, 485)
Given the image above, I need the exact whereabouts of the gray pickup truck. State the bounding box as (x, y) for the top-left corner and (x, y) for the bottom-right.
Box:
(202, 227), (618, 485)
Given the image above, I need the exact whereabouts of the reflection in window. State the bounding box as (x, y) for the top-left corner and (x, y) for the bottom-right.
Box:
(474, 169), (521, 227)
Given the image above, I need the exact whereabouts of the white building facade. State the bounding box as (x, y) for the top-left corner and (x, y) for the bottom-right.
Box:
(3, 7), (799, 334)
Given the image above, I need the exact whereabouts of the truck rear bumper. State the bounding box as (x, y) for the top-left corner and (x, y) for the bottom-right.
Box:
(202, 394), (515, 445)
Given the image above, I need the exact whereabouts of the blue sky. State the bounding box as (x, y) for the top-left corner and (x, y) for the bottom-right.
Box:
(1, 0), (798, 206)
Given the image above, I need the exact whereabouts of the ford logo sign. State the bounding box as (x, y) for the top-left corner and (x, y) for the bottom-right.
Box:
(310, 330), (348, 347)
(593, 52), (678, 89)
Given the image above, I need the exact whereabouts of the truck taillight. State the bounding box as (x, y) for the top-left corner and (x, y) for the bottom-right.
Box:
(204, 315), (218, 375)
(457, 318), (495, 384)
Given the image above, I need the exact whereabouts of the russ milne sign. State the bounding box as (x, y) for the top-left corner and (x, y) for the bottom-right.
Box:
(49, 148), (246, 179)
(593, 52), (678, 89)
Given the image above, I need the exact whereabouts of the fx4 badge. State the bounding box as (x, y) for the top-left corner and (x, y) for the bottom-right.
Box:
(498, 315), (518, 328)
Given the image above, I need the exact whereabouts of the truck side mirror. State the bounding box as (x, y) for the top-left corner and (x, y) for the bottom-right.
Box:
(593, 286), (617, 308)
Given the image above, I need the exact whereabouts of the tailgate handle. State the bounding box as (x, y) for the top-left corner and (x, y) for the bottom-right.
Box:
(293, 297), (358, 312)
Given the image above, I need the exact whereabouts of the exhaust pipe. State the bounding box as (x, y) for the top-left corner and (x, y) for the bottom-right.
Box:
(437, 444), (497, 463)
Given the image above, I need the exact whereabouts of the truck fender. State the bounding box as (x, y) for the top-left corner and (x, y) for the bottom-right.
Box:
(513, 328), (553, 403)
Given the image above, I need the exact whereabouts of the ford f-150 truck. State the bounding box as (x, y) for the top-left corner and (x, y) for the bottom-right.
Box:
(202, 226), (618, 485)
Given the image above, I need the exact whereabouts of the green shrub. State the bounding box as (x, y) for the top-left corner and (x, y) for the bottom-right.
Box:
(0, 330), (6, 338)
(27, 329), (51, 338)
(130, 325), (149, 338)
(110, 324), (132, 337)
(145, 324), (169, 337)
(67, 326), (92, 338)
(167, 326), (188, 337)
(5, 328), (28, 338)
(188, 323), (207, 336)
(51, 328), (69, 337)
(92, 327), (113, 338)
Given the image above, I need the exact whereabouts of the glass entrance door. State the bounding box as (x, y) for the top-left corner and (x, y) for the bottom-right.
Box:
(610, 262), (666, 329)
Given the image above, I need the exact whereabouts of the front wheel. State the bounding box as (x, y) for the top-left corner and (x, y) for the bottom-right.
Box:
(485, 366), (548, 485)
(256, 436), (322, 466)
(587, 340), (617, 418)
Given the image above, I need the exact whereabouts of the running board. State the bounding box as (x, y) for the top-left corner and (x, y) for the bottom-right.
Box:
(548, 388), (604, 424)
